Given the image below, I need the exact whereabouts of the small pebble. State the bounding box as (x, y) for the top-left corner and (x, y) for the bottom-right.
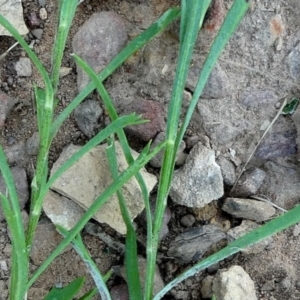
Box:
(0, 260), (8, 271)
(7, 76), (13, 86)
(38, 0), (46, 6)
(39, 8), (47, 20)
(180, 214), (195, 227)
(31, 28), (43, 40)
(3, 244), (12, 255)
(7, 136), (16, 145)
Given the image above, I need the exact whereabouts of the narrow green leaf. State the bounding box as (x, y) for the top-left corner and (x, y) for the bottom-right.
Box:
(57, 226), (111, 300)
(282, 97), (299, 115)
(44, 277), (85, 300)
(106, 138), (142, 300)
(78, 288), (98, 300)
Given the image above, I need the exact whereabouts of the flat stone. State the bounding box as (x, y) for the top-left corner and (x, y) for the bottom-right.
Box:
(0, 92), (17, 128)
(222, 197), (275, 222)
(167, 225), (226, 263)
(14, 57), (32, 77)
(180, 214), (196, 227)
(49, 142), (157, 234)
(121, 99), (165, 142)
(72, 12), (128, 92)
(74, 99), (103, 137)
(231, 167), (266, 198)
(187, 62), (230, 99)
(30, 219), (71, 265)
(31, 28), (43, 40)
(170, 142), (223, 208)
(0, 166), (28, 222)
(239, 89), (277, 108)
(0, 0), (28, 36)
(258, 161), (300, 209)
(227, 220), (272, 254)
(212, 265), (257, 300)
(200, 275), (214, 299)
(4, 141), (26, 165)
(150, 132), (186, 167)
(43, 190), (85, 230)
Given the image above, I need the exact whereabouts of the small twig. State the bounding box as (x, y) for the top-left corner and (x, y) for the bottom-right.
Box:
(0, 42), (19, 61)
(251, 194), (287, 213)
(230, 98), (287, 194)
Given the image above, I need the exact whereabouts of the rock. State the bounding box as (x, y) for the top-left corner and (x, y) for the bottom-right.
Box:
(49, 142), (157, 234)
(227, 220), (272, 254)
(150, 132), (186, 167)
(200, 275), (214, 299)
(0, 280), (8, 300)
(258, 161), (300, 209)
(216, 156), (236, 186)
(111, 284), (129, 300)
(26, 12), (40, 29)
(118, 256), (164, 296)
(255, 117), (297, 160)
(0, 0), (28, 36)
(74, 99), (103, 137)
(31, 28), (43, 40)
(121, 99), (165, 142)
(4, 141), (26, 165)
(180, 214), (195, 227)
(292, 107), (300, 160)
(293, 223), (300, 237)
(212, 265), (257, 300)
(30, 219), (71, 265)
(59, 66), (72, 78)
(43, 190), (85, 230)
(14, 57), (32, 77)
(287, 42), (300, 80)
(0, 260), (7, 271)
(0, 166), (28, 222)
(26, 132), (40, 156)
(239, 89), (277, 108)
(167, 225), (226, 263)
(187, 62), (230, 98)
(170, 142), (223, 208)
(38, 0), (46, 6)
(231, 167), (266, 198)
(39, 7), (47, 20)
(0, 92), (17, 128)
(222, 198), (275, 222)
(72, 12), (128, 92)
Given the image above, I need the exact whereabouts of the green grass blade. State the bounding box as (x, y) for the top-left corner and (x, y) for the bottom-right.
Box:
(27, 141), (166, 288)
(175, 0), (250, 150)
(106, 138), (142, 300)
(50, 7), (180, 138)
(0, 147), (27, 300)
(146, 2), (211, 298)
(154, 204), (300, 299)
(58, 226), (111, 300)
(51, 0), (78, 95)
(44, 277), (85, 300)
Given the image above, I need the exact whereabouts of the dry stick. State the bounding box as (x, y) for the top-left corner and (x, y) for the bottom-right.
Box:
(230, 98), (287, 194)
(250, 194), (287, 213)
(0, 42), (19, 61)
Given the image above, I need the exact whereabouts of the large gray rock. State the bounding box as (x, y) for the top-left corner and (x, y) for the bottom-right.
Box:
(222, 197), (275, 222)
(170, 142), (224, 208)
(47, 141), (157, 234)
(72, 12), (128, 92)
(167, 225), (226, 263)
(212, 265), (257, 300)
(0, 0), (28, 36)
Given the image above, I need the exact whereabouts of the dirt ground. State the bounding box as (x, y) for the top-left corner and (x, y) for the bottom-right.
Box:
(1, 0), (300, 299)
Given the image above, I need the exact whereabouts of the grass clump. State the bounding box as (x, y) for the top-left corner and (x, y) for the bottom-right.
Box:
(1, 1), (299, 299)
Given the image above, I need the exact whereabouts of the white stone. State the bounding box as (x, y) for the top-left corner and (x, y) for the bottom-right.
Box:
(0, 0), (28, 36)
(49, 142), (157, 234)
(170, 142), (223, 208)
(14, 57), (32, 77)
(213, 265), (257, 300)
